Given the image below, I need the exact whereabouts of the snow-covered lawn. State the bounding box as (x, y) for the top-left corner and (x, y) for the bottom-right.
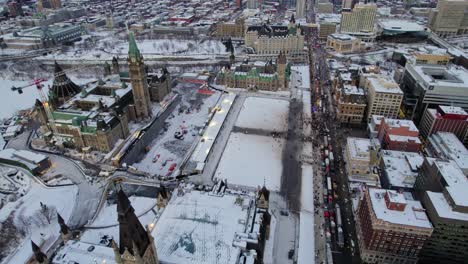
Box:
(152, 190), (251, 264)
(132, 84), (221, 176)
(0, 168), (77, 264)
(80, 196), (157, 246)
(108, 38), (228, 55)
(235, 97), (289, 132)
(214, 133), (285, 191)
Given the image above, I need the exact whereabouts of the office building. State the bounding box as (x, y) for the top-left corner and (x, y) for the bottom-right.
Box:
(379, 150), (424, 191)
(428, 0), (468, 38)
(356, 188), (433, 264)
(425, 132), (468, 175)
(318, 2), (333, 13)
(363, 74), (403, 121)
(401, 63), (468, 123)
(419, 106), (468, 143)
(319, 22), (337, 39)
(336, 84), (367, 125)
(344, 137), (380, 186)
(414, 159), (468, 264)
(340, 3), (377, 42)
(215, 17), (245, 39)
(296, 0), (306, 18)
(326, 33), (361, 53)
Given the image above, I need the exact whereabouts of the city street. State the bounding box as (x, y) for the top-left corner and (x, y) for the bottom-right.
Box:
(307, 1), (361, 263)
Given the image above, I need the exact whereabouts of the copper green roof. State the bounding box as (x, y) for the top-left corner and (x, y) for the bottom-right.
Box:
(128, 32), (141, 59)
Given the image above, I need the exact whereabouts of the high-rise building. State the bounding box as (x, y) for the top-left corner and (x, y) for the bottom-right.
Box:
(247, 0), (260, 9)
(336, 84), (367, 124)
(428, 0), (468, 38)
(414, 159), (468, 264)
(356, 188), (433, 264)
(127, 32), (152, 119)
(317, 1), (333, 13)
(401, 63), (468, 123)
(340, 3), (377, 42)
(362, 74), (403, 121)
(344, 137), (380, 186)
(319, 22), (337, 39)
(296, 0), (306, 18)
(425, 132), (468, 175)
(419, 106), (468, 143)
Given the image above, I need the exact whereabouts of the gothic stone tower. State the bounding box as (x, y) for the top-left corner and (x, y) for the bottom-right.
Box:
(127, 33), (152, 119)
(277, 51), (287, 89)
(31, 240), (49, 264)
(57, 213), (72, 242)
(113, 189), (159, 264)
(112, 56), (120, 75)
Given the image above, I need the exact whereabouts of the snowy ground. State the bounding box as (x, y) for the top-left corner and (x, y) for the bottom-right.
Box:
(80, 196), (157, 246)
(0, 166), (77, 263)
(214, 133), (285, 191)
(38, 37), (228, 61)
(132, 83), (221, 176)
(152, 190), (251, 264)
(235, 97), (289, 132)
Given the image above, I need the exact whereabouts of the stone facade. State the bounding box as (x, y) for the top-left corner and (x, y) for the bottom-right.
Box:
(216, 52), (290, 91)
(215, 17), (245, 38)
(245, 18), (304, 55)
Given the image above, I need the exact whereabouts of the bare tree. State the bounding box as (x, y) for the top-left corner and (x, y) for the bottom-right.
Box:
(38, 203), (57, 225)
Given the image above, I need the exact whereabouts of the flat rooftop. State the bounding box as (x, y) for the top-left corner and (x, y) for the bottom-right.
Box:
(152, 190), (252, 264)
(329, 33), (356, 41)
(384, 118), (419, 132)
(426, 191), (468, 221)
(381, 150), (424, 188)
(409, 64), (468, 89)
(429, 132), (468, 171)
(438, 105), (468, 116)
(367, 75), (403, 94)
(347, 137), (371, 161)
(378, 20), (426, 32)
(369, 188), (432, 228)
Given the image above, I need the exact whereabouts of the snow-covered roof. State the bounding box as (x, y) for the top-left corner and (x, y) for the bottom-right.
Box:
(367, 75), (403, 94)
(190, 93), (236, 164)
(152, 190), (252, 264)
(438, 105), (468, 115)
(381, 150), (424, 188)
(378, 20), (426, 32)
(53, 241), (116, 264)
(347, 137), (371, 161)
(409, 64), (468, 89)
(369, 188), (432, 228)
(384, 118), (419, 132)
(428, 132), (468, 172)
(343, 84), (364, 95)
(426, 191), (468, 221)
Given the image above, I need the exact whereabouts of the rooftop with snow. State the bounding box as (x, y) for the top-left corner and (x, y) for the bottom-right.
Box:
(368, 188), (432, 229)
(151, 189), (253, 264)
(381, 150), (424, 189)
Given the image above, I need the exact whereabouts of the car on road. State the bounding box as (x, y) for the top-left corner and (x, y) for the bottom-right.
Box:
(280, 210), (289, 216)
(288, 249), (294, 259)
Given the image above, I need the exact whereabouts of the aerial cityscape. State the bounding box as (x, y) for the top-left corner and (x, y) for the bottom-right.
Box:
(0, 0), (467, 263)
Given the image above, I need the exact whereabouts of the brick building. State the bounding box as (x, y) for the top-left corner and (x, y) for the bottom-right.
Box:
(356, 188), (433, 264)
(375, 116), (422, 152)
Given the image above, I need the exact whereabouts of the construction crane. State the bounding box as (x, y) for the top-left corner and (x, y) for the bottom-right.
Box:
(11, 78), (58, 135)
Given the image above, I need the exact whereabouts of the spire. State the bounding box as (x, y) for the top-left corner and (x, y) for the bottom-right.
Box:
(128, 32), (141, 59)
(117, 189), (150, 257)
(290, 14), (295, 24)
(31, 240), (47, 263)
(57, 212), (70, 235)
